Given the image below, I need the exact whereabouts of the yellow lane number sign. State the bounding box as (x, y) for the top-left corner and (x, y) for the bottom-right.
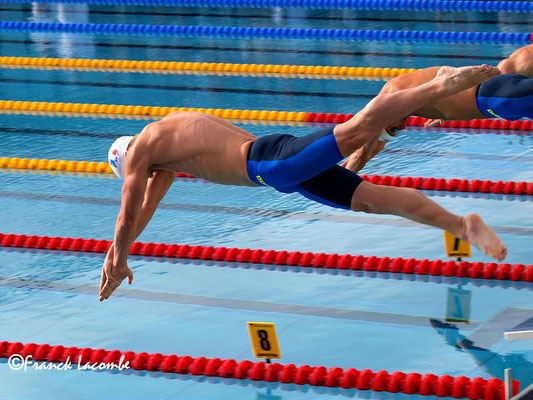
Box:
(443, 231), (471, 258)
(247, 322), (281, 359)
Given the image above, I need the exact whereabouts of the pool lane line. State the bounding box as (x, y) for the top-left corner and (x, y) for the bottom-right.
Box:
(1, 99), (533, 133)
(0, 39), (506, 60)
(1, 156), (532, 195)
(0, 63), (391, 82)
(0, 55), (416, 79)
(1, 169), (530, 204)
(2, 125), (532, 140)
(0, 340), (520, 399)
(1, 189), (532, 235)
(3, 246), (530, 291)
(1, 233), (531, 281)
(0, 77), (377, 98)
(0, 126), (119, 139)
(0, 275), (481, 328)
(0, 108), (310, 126)
(1, 0), (533, 12)
(0, 22), (530, 44)
(1, 188), (532, 236)
(3, 7), (533, 25)
(382, 149), (533, 163)
(1, 189), (533, 236)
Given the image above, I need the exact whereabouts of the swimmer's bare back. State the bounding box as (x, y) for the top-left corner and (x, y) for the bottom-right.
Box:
(130, 112), (258, 187)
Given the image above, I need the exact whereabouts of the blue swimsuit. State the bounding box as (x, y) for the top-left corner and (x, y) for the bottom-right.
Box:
(476, 74), (533, 120)
(246, 127), (363, 210)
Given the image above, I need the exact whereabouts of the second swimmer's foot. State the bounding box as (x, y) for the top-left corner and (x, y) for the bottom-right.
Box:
(460, 213), (507, 261)
(435, 65), (501, 95)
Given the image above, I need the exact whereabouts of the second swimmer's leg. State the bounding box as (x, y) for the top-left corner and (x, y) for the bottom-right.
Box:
(334, 65), (500, 156)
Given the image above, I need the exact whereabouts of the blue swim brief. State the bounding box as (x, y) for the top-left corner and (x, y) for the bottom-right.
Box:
(246, 127), (363, 210)
(476, 73), (533, 120)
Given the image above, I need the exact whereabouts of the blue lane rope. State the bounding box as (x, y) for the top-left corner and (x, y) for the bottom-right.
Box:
(0, 22), (531, 44)
(2, 0), (533, 12)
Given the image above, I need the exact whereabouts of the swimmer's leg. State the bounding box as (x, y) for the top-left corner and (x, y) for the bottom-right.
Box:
(334, 65), (500, 156)
(293, 165), (364, 209)
(350, 181), (507, 261)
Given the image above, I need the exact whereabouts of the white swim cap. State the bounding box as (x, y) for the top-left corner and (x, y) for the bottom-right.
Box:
(108, 136), (134, 179)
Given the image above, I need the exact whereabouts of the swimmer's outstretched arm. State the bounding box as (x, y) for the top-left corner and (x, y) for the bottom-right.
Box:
(99, 150), (175, 301)
(129, 169), (176, 239)
(341, 135), (385, 173)
(100, 169), (175, 301)
(342, 119), (406, 173)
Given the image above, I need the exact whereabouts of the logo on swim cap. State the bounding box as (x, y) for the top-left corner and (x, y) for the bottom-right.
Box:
(109, 149), (119, 168)
(108, 136), (134, 179)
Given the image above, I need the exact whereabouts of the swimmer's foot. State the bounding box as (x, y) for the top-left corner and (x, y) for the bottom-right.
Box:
(435, 65), (500, 96)
(459, 213), (507, 261)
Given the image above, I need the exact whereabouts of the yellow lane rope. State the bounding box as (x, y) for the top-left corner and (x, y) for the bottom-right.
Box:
(0, 56), (417, 80)
(0, 157), (113, 174)
(0, 167), (114, 179)
(0, 158), (199, 179)
(0, 100), (311, 121)
(0, 108), (309, 126)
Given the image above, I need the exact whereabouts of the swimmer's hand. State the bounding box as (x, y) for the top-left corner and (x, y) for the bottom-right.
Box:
(424, 118), (445, 128)
(99, 251), (133, 301)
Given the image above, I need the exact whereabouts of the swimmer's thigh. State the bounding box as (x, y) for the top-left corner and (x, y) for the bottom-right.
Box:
(294, 165), (363, 210)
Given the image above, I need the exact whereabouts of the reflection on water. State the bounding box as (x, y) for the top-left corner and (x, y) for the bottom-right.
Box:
(29, 3), (93, 60)
(430, 318), (533, 387)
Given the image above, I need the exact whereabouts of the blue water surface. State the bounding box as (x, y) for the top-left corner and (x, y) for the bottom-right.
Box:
(0, 4), (532, 400)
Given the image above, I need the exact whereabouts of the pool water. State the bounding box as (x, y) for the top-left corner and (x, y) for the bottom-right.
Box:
(0, 4), (532, 399)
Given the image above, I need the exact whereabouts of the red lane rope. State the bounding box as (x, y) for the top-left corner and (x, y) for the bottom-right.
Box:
(305, 113), (533, 132)
(0, 340), (520, 399)
(405, 116), (533, 132)
(1, 233), (531, 282)
(2, 245), (530, 291)
(1, 163), (531, 195)
(359, 174), (532, 196)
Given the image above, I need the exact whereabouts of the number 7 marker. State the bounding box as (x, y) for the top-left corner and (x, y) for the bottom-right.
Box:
(443, 231), (471, 259)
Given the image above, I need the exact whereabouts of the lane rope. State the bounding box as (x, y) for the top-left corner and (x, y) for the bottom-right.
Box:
(0, 340), (520, 399)
(1, 99), (532, 132)
(0, 55), (415, 79)
(0, 157), (195, 178)
(1, 0), (533, 12)
(6, 245), (529, 291)
(1, 233), (531, 282)
(0, 22), (531, 44)
(1, 157), (531, 195)
(3, 168), (532, 206)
